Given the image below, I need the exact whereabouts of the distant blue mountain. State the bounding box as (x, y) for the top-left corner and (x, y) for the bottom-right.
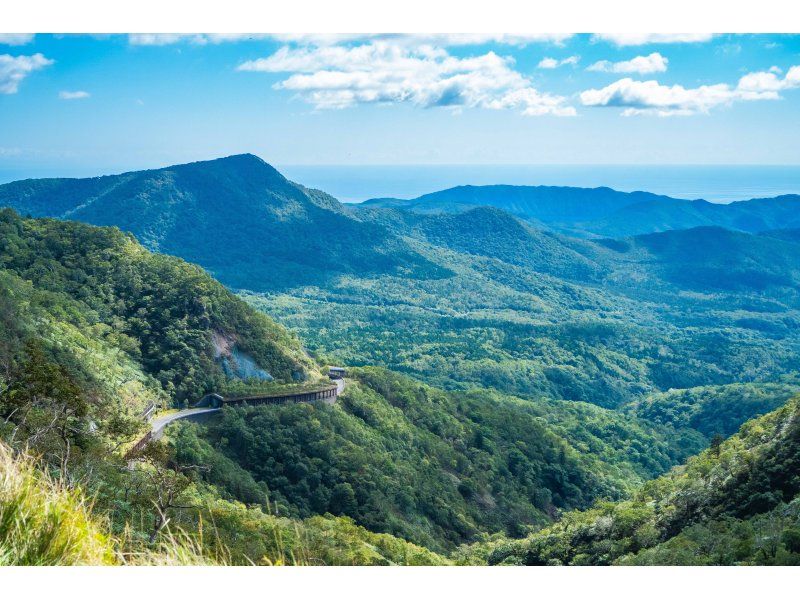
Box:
(359, 185), (800, 238)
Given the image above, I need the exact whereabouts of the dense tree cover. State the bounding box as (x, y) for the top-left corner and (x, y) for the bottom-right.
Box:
(4, 157), (798, 412)
(0, 208), (315, 406)
(2, 167), (800, 567)
(173, 367), (704, 551)
(626, 379), (800, 439)
(0, 155), (446, 291)
(0, 213), (453, 563)
(461, 395), (800, 565)
(248, 223), (800, 409)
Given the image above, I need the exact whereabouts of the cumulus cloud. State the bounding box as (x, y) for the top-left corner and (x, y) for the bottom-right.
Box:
(737, 65), (800, 93)
(59, 90), (90, 100)
(0, 53), (53, 94)
(587, 52), (668, 74)
(238, 42), (576, 116)
(0, 34), (35, 46)
(580, 65), (800, 116)
(537, 55), (580, 69)
(593, 33), (714, 46)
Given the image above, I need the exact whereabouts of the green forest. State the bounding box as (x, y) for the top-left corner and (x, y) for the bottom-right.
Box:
(2, 157), (800, 566)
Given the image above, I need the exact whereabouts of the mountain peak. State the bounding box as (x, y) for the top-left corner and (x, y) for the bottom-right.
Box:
(173, 153), (278, 174)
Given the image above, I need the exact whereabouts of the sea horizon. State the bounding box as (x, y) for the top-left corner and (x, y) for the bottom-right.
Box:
(280, 164), (800, 204)
(2, 163), (799, 205)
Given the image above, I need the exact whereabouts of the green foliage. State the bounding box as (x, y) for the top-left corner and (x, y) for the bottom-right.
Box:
(0, 208), (315, 407)
(475, 395), (800, 565)
(0, 443), (116, 565)
(172, 367), (703, 552)
(0, 155), (446, 291)
(627, 380), (800, 438)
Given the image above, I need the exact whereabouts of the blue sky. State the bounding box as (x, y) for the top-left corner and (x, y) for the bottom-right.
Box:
(1, 33), (799, 177)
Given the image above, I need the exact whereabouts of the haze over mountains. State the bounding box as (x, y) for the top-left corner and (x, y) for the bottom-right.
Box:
(2, 153), (800, 293)
(361, 184), (800, 238)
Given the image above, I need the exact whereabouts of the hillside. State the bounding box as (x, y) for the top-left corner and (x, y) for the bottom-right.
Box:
(599, 226), (800, 292)
(360, 185), (800, 238)
(359, 184), (672, 224)
(465, 393), (800, 565)
(0, 208), (316, 413)
(0, 155), (444, 291)
(0, 212), (708, 563)
(171, 367), (704, 551)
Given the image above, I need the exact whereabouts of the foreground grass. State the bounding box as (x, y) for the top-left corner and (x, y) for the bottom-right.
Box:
(0, 443), (224, 566)
(0, 443), (115, 565)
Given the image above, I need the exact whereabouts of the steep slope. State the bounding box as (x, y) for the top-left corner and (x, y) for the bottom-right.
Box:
(0, 155), (444, 291)
(0, 208), (316, 411)
(468, 393), (800, 565)
(173, 367), (704, 551)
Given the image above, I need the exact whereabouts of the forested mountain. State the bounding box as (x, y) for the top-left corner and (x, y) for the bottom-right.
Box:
(0, 208), (316, 414)
(2, 156), (800, 566)
(0, 155), (443, 290)
(3, 158), (800, 411)
(172, 367), (704, 551)
(465, 393), (800, 565)
(0, 211), (703, 563)
(360, 185), (800, 238)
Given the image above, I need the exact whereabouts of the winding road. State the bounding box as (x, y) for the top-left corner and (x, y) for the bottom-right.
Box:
(150, 407), (221, 440)
(127, 377), (346, 457)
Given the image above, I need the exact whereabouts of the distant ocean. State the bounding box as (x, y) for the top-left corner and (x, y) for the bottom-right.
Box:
(2, 164), (799, 205)
(278, 165), (800, 204)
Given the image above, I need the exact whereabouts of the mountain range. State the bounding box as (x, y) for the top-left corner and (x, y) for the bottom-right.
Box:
(2, 155), (800, 408)
(360, 184), (800, 238)
(2, 154), (800, 565)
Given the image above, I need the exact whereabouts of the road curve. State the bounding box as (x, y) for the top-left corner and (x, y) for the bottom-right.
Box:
(151, 407), (221, 440)
(129, 378), (346, 457)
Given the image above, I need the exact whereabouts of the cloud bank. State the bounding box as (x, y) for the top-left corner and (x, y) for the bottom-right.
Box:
(128, 33), (573, 47)
(0, 34), (35, 46)
(592, 33), (715, 46)
(580, 65), (799, 116)
(238, 42), (576, 116)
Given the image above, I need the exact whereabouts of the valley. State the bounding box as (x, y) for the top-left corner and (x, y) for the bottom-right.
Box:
(1, 155), (800, 565)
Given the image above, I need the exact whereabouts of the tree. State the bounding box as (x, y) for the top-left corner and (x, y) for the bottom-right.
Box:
(128, 441), (204, 542)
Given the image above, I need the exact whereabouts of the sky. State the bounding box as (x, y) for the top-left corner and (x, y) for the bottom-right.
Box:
(1, 33), (800, 178)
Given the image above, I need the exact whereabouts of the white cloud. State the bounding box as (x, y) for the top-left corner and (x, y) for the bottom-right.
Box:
(587, 52), (668, 74)
(0, 53), (53, 94)
(537, 55), (580, 69)
(59, 90), (90, 100)
(579, 66), (800, 117)
(593, 33), (714, 46)
(0, 34), (35, 46)
(737, 65), (800, 93)
(128, 33), (573, 47)
(237, 42), (575, 116)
